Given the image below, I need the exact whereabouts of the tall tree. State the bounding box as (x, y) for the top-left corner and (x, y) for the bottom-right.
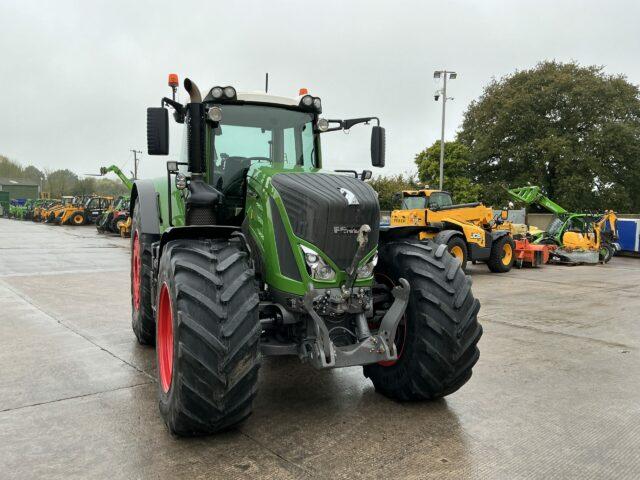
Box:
(0, 156), (24, 179)
(72, 177), (97, 196)
(45, 169), (78, 198)
(23, 165), (45, 184)
(414, 140), (483, 204)
(458, 61), (640, 212)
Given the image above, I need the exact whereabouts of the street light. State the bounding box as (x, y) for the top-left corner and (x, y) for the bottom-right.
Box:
(433, 70), (457, 190)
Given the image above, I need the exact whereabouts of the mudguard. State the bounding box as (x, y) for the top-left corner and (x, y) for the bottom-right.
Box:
(131, 180), (160, 235)
(489, 229), (510, 240)
(434, 229), (465, 246)
(158, 225), (242, 256)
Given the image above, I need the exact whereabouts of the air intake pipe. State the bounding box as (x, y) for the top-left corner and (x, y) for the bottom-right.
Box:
(182, 78), (221, 225)
(184, 78), (205, 175)
(184, 78), (202, 103)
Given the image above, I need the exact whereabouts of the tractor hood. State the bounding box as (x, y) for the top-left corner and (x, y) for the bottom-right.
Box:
(271, 173), (380, 270)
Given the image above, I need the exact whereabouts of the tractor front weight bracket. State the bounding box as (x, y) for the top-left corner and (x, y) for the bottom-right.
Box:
(302, 278), (410, 369)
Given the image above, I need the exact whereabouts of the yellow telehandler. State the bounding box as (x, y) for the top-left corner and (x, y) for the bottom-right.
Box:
(390, 189), (515, 272)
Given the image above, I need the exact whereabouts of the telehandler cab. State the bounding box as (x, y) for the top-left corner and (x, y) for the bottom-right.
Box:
(133, 75), (481, 436)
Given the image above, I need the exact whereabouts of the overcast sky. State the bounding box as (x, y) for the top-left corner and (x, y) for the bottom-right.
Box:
(1, 0), (639, 180)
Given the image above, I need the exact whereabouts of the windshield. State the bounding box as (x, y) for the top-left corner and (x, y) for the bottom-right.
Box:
(211, 105), (316, 189)
(401, 196), (427, 210)
(428, 192), (453, 209)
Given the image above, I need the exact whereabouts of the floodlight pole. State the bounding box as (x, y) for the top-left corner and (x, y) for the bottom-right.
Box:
(434, 70), (456, 190)
(439, 73), (447, 190)
(131, 149), (142, 180)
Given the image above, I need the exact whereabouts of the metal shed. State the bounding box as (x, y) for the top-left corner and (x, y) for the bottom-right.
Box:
(0, 177), (39, 200)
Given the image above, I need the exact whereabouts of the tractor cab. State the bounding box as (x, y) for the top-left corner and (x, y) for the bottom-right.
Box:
(84, 196), (113, 222)
(399, 190), (453, 210)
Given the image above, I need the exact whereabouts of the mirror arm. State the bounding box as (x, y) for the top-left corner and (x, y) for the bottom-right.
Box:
(162, 97), (185, 122)
(320, 117), (381, 133)
(335, 169), (358, 178)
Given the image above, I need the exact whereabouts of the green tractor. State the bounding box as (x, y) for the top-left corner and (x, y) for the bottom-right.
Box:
(133, 75), (481, 436)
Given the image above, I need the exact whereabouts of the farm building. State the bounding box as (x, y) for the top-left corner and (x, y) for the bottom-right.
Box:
(0, 177), (39, 200)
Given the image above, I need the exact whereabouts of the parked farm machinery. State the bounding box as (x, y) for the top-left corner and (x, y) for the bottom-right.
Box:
(506, 186), (619, 264)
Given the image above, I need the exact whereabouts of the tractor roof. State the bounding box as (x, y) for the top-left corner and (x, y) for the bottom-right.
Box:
(235, 91), (300, 107)
(402, 189), (449, 196)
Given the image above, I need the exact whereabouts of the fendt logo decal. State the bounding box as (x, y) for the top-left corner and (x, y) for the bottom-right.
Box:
(338, 188), (360, 206)
(334, 226), (360, 235)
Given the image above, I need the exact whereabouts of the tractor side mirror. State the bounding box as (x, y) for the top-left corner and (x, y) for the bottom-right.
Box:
(147, 107), (169, 155)
(371, 126), (385, 167)
(392, 192), (402, 205)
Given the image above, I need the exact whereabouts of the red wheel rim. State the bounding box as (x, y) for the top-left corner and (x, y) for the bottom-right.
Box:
(132, 231), (141, 311)
(376, 272), (408, 367)
(157, 283), (174, 393)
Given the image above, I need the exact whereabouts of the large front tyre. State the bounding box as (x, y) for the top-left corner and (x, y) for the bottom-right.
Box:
(156, 238), (261, 436)
(487, 235), (515, 273)
(131, 199), (156, 345)
(364, 240), (482, 400)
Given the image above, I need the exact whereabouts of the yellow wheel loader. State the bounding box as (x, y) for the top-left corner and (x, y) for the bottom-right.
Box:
(59, 196), (114, 226)
(390, 189), (515, 272)
(40, 197), (70, 223)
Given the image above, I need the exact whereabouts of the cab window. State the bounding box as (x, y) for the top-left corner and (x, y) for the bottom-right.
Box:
(428, 192), (453, 209)
(401, 196), (426, 210)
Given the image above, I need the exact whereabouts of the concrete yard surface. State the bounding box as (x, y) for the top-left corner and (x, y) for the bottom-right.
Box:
(0, 218), (639, 479)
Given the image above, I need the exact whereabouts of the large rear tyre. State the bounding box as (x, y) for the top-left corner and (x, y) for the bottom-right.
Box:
(131, 199), (157, 345)
(156, 238), (261, 436)
(364, 240), (482, 400)
(487, 235), (515, 273)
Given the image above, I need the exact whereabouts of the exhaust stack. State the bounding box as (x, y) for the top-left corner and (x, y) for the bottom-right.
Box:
(184, 78), (202, 103)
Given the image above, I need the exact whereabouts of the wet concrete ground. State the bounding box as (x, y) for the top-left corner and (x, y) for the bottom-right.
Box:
(1, 218), (639, 479)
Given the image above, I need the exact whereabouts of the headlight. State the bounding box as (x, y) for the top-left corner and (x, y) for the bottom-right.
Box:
(313, 97), (321, 110)
(300, 245), (336, 281)
(317, 118), (329, 131)
(207, 106), (222, 122)
(175, 173), (187, 190)
(223, 86), (236, 99)
(301, 95), (314, 107)
(356, 253), (378, 279)
(211, 87), (223, 99)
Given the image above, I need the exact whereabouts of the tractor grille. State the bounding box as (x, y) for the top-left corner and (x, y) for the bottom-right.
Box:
(271, 173), (379, 270)
(187, 207), (216, 225)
